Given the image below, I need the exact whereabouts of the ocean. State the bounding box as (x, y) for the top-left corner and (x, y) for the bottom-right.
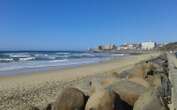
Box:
(0, 51), (126, 76)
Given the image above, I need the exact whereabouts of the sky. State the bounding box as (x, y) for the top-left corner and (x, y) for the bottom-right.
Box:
(0, 0), (177, 50)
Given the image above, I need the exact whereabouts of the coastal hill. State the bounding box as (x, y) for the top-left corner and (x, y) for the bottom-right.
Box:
(160, 42), (177, 51)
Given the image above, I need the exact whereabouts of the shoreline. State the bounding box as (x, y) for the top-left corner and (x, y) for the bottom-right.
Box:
(0, 55), (129, 78)
(0, 53), (128, 77)
(0, 53), (161, 110)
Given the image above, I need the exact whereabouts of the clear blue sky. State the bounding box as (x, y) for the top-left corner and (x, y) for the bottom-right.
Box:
(0, 0), (177, 50)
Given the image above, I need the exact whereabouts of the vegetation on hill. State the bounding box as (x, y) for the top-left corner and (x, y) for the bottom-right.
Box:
(160, 42), (177, 51)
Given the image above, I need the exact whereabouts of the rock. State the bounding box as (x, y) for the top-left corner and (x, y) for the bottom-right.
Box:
(100, 78), (118, 88)
(118, 70), (131, 78)
(42, 103), (54, 110)
(150, 63), (164, 73)
(128, 77), (150, 88)
(85, 89), (118, 110)
(88, 77), (119, 96)
(88, 80), (104, 96)
(110, 80), (145, 106)
(53, 88), (87, 110)
(111, 72), (120, 78)
(133, 87), (167, 110)
(128, 63), (154, 79)
(146, 74), (162, 88)
(30, 107), (40, 110)
(17, 105), (40, 110)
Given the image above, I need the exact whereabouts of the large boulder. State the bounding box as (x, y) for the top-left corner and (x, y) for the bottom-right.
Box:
(133, 87), (167, 110)
(42, 103), (54, 110)
(146, 74), (162, 88)
(17, 105), (40, 110)
(100, 78), (118, 88)
(85, 89), (118, 110)
(53, 88), (87, 110)
(128, 63), (154, 79)
(128, 77), (150, 88)
(110, 80), (146, 106)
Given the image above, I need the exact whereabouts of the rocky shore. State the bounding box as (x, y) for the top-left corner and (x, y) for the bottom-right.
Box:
(0, 53), (170, 110)
(37, 53), (172, 110)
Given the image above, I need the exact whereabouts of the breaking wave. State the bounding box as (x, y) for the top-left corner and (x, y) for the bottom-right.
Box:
(0, 51), (126, 75)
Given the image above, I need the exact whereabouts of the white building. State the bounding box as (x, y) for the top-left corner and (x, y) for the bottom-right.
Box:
(117, 43), (141, 50)
(141, 42), (156, 50)
(100, 44), (117, 50)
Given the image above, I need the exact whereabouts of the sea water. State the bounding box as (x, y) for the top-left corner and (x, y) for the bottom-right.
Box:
(0, 51), (126, 76)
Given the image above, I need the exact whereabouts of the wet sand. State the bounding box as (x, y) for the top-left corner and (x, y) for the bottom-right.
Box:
(0, 53), (160, 110)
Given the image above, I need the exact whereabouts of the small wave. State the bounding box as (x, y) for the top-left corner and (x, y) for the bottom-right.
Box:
(0, 51), (118, 65)
(111, 54), (125, 57)
(0, 58), (14, 63)
(72, 53), (95, 57)
(0, 57), (111, 74)
(56, 52), (70, 55)
(49, 59), (68, 63)
(7, 53), (31, 58)
(77, 53), (95, 57)
(34, 54), (56, 60)
(19, 57), (35, 61)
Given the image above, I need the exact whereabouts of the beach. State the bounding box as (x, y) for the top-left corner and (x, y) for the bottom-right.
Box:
(0, 53), (161, 110)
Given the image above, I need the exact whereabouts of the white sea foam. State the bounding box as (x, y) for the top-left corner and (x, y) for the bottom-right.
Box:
(7, 53), (31, 58)
(111, 54), (125, 57)
(0, 58), (14, 62)
(49, 59), (68, 63)
(56, 52), (70, 55)
(0, 58), (100, 72)
(19, 57), (35, 61)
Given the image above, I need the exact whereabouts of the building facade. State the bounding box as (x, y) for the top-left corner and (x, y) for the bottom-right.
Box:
(98, 44), (117, 50)
(141, 42), (156, 50)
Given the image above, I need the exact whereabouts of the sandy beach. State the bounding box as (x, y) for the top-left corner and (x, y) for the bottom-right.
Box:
(0, 53), (161, 110)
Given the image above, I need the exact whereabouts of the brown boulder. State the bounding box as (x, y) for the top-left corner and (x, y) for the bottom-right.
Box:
(146, 74), (162, 88)
(85, 89), (118, 110)
(100, 78), (118, 88)
(133, 87), (167, 110)
(128, 77), (150, 88)
(128, 63), (154, 79)
(53, 88), (87, 110)
(42, 103), (54, 110)
(110, 80), (145, 106)
(17, 105), (40, 110)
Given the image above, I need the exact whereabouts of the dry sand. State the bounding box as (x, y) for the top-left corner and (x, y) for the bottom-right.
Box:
(0, 53), (160, 110)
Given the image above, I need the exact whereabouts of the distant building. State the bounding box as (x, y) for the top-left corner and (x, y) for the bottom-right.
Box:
(99, 44), (117, 50)
(119, 44), (129, 50)
(93, 44), (117, 51)
(118, 43), (141, 50)
(141, 42), (156, 50)
(132, 44), (141, 50)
